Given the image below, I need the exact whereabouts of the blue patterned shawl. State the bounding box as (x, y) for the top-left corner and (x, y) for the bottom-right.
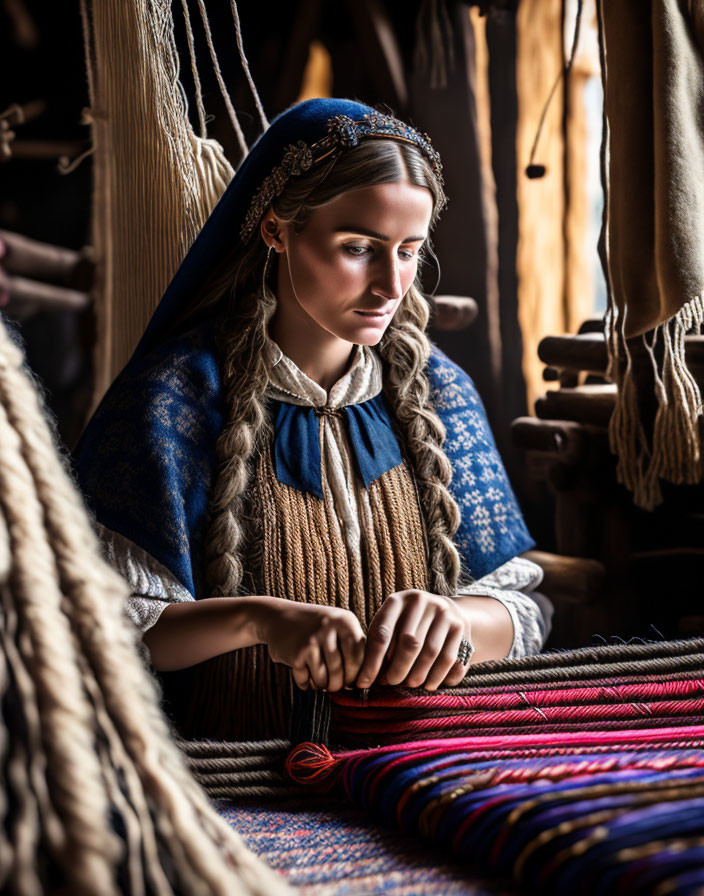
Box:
(74, 98), (533, 597)
(75, 322), (532, 595)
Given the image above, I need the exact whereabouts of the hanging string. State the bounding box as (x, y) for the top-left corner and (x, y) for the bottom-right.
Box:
(79, 0), (96, 109)
(195, 0), (248, 158)
(180, 0), (207, 138)
(525, 0), (585, 179)
(229, 0), (269, 132)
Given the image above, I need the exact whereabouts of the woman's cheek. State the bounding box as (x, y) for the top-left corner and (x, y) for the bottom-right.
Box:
(313, 253), (358, 288)
(401, 267), (417, 295)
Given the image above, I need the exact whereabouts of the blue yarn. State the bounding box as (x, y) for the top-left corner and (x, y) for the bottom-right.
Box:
(549, 796), (704, 895)
(599, 844), (704, 895)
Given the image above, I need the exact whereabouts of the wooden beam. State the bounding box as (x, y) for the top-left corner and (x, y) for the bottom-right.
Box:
(534, 384), (616, 426)
(522, 549), (606, 605)
(4, 276), (91, 314)
(429, 295), (478, 331)
(0, 230), (94, 289)
(538, 333), (608, 374)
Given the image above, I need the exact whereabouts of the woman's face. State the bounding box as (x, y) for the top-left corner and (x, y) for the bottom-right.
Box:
(265, 181), (434, 346)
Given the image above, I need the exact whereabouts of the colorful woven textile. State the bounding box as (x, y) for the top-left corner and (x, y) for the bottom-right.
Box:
(220, 798), (518, 895)
(287, 639), (704, 895)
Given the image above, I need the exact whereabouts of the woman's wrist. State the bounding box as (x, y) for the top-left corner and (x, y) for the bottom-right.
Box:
(451, 593), (514, 663)
(143, 594), (278, 671)
(243, 594), (288, 647)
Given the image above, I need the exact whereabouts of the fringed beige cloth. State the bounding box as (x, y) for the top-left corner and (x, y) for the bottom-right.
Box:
(164, 441), (430, 741)
(598, 0), (704, 508)
(0, 318), (289, 895)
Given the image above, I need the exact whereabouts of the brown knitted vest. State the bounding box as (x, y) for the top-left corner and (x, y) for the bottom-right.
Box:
(161, 435), (429, 740)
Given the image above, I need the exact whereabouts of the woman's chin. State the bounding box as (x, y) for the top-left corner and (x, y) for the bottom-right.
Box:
(348, 331), (385, 347)
(341, 320), (391, 346)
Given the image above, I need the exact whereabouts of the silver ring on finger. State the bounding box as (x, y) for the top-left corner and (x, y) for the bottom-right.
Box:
(456, 637), (475, 666)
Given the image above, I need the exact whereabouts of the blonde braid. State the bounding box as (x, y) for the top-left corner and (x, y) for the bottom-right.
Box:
(205, 278), (276, 596)
(0, 320), (289, 895)
(379, 283), (462, 596)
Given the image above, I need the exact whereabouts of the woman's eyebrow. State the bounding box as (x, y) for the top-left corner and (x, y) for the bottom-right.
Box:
(334, 225), (426, 242)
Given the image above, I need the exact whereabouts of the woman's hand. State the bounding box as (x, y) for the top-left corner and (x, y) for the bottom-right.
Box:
(355, 590), (470, 691)
(258, 598), (366, 692)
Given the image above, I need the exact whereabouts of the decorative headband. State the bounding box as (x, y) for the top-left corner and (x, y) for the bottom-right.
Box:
(240, 112), (445, 243)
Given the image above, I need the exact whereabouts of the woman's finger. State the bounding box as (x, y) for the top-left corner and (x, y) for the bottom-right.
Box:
(304, 640), (328, 690)
(291, 661), (310, 691)
(443, 658), (470, 688)
(402, 612), (451, 688)
(384, 602), (437, 686)
(321, 626), (345, 692)
(339, 628), (366, 687)
(355, 593), (406, 688)
(423, 622), (465, 691)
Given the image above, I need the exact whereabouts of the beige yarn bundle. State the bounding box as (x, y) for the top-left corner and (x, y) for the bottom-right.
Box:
(0, 316), (288, 895)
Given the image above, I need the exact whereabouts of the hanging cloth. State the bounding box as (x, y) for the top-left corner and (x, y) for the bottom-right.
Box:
(598, 0), (704, 507)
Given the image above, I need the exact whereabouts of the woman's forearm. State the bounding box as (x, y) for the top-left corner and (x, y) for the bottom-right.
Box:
(142, 592), (515, 675)
(453, 594), (514, 664)
(142, 596), (272, 671)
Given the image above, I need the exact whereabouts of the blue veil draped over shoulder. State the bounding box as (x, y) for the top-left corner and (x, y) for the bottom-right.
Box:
(75, 98), (533, 598)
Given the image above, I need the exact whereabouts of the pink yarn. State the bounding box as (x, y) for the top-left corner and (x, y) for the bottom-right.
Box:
(333, 698), (704, 733)
(331, 679), (704, 714)
(332, 724), (704, 761)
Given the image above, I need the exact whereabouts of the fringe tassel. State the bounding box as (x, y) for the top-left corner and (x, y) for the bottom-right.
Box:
(608, 295), (704, 509)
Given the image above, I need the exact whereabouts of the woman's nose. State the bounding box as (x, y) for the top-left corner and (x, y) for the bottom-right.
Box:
(371, 255), (403, 301)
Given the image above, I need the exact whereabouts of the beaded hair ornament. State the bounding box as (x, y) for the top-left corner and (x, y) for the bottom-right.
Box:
(240, 111), (445, 242)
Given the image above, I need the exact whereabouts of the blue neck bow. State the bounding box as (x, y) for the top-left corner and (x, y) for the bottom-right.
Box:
(273, 393), (403, 499)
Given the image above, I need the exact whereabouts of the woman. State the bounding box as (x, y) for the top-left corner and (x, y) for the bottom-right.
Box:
(76, 98), (550, 740)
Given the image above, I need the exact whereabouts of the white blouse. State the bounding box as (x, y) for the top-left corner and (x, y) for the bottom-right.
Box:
(100, 338), (552, 658)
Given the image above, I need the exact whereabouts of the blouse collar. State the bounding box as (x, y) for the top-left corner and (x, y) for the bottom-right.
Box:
(265, 337), (383, 408)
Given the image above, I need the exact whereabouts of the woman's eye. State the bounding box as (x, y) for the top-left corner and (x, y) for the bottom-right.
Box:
(399, 249), (415, 260)
(344, 245), (371, 257)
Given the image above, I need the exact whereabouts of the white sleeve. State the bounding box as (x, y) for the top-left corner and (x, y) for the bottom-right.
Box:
(455, 556), (552, 659)
(97, 524), (195, 633)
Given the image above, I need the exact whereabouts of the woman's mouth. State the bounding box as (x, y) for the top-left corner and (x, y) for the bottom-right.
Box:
(354, 309), (390, 319)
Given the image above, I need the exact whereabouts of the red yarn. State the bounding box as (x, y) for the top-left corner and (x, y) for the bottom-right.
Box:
(285, 742), (342, 790)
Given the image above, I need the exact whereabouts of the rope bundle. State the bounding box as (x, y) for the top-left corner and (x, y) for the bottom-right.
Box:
(287, 638), (704, 894)
(0, 318), (289, 895)
(179, 739), (299, 801)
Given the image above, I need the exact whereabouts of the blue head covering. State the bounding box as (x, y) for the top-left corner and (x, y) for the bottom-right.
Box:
(75, 98), (532, 597)
(133, 98), (443, 361)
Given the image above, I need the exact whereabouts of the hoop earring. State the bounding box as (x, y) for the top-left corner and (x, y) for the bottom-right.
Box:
(262, 246), (273, 296)
(425, 243), (442, 297)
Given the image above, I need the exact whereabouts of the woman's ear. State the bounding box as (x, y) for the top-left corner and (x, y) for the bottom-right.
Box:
(260, 210), (286, 252)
